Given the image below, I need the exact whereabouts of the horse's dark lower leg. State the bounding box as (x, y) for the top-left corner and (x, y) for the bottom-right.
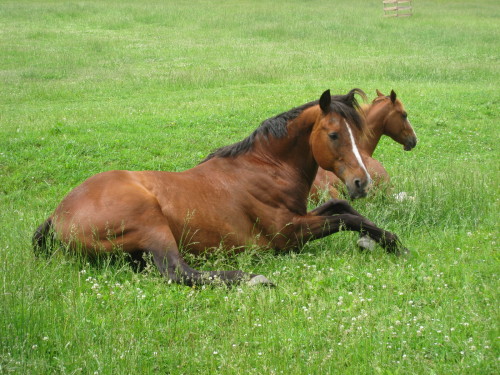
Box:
(310, 199), (377, 227)
(295, 213), (405, 254)
(311, 199), (387, 251)
(145, 225), (274, 286)
(150, 249), (273, 286)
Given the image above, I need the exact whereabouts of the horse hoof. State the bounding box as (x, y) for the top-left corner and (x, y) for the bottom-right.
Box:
(397, 247), (411, 258)
(247, 275), (275, 287)
(357, 235), (376, 251)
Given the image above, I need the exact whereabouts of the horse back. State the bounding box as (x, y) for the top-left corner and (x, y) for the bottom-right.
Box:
(50, 167), (276, 255)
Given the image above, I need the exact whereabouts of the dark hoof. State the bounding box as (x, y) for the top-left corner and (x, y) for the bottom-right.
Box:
(397, 247), (411, 258)
(247, 275), (275, 287)
(384, 234), (410, 257)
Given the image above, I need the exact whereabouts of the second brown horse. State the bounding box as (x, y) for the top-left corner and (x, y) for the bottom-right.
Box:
(33, 89), (407, 286)
(311, 90), (417, 200)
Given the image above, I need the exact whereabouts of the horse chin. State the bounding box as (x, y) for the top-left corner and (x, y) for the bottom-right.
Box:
(348, 189), (368, 200)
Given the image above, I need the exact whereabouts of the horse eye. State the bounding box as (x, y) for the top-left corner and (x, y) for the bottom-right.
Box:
(328, 132), (339, 140)
(402, 112), (408, 119)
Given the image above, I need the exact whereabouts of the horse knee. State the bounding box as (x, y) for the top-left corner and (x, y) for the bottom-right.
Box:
(328, 198), (352, 213)
(333, 198), (349, 206)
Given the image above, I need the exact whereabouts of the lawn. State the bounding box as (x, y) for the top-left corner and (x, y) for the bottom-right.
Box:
(0, 0), (498, 374)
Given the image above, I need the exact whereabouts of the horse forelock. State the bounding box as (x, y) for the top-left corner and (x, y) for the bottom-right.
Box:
(330, 88), (367, 135)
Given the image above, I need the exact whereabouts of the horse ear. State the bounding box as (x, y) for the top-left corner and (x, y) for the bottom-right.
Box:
(346, 90), (355, 105)
(319, 90), (331, 113)
(390, 90), (397, 103)
(376, 89), (384, 97)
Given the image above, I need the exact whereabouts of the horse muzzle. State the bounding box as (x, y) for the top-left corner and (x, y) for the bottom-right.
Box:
(347, 176), (371, 200)
(403, 136), (417, 151)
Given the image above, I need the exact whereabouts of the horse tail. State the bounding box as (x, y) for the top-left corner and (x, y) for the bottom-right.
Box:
(32, 218), (55, 256)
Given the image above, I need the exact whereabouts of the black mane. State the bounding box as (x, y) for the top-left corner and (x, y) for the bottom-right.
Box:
(201, 89), (366, 162)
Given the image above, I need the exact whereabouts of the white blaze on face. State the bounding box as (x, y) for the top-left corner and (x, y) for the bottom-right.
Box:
(344, 120), (371, 182)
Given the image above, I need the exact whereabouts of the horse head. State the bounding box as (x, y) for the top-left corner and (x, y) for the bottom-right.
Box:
(310, 89), (371, 199)
(376, 89), (417, 151)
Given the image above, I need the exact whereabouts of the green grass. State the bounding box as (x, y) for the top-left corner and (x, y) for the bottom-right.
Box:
(1, 0), (499, 373)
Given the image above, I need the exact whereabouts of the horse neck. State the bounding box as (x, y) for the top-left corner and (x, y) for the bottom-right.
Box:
(249, 106), (320, 190)
(360, 101), (388, 156)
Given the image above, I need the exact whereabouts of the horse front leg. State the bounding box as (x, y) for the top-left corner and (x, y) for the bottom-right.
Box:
(309, 199), (386, 251)
(293, 212), (407, 255)
(310, 199), (376, 221)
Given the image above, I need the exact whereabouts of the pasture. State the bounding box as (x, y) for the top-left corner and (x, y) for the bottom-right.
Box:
(1, 0), (498, 373)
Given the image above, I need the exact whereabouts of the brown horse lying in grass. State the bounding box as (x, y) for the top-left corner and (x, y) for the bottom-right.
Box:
(311, 90), (417, 200)
(33, 89), (407, 286)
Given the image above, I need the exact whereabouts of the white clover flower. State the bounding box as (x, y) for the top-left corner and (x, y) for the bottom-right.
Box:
(394, 192), (415, 202)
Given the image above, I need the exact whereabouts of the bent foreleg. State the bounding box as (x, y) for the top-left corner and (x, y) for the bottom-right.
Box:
(294, 213), (405, 254)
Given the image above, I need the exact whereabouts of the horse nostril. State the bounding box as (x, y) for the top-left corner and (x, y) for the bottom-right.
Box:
(404, 137), (417, 151)
(354, 179), (362, 189)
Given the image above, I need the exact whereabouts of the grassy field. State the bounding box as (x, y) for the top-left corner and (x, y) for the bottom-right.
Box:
(1, 0), (498, 373)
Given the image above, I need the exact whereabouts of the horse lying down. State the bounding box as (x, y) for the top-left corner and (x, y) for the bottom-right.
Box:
(33, 89), (408, 287)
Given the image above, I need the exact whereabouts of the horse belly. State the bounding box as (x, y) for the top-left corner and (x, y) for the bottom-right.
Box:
(159, 198), (259, 255)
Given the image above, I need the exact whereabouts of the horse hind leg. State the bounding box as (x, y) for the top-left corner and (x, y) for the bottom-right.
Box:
(145, 226), (274, 287)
